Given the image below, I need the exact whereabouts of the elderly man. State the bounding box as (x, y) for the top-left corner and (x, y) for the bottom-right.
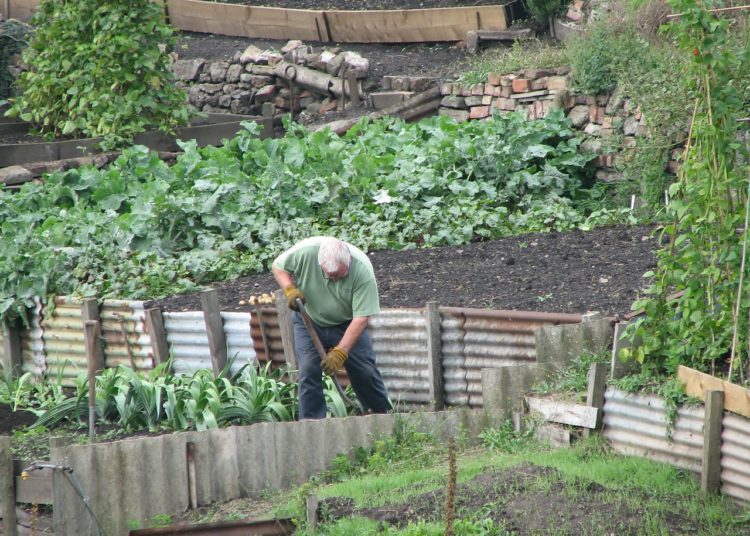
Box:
(272, 236), (392, 419)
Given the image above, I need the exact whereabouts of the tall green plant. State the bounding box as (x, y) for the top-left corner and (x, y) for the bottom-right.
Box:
(624, 0), (750, 380)
(6, 0), (190, 149)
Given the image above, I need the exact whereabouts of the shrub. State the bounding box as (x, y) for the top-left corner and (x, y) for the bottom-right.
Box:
(6, 0), (191, 149)
(567, 25), (619, 94)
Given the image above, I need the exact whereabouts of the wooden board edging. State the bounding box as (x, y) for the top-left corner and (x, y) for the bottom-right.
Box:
(526, 396), (601, 429)
(167, 0), (507, 43)
(677, 365), (750, 419)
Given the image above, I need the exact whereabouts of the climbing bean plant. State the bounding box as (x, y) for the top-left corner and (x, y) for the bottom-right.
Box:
(6, 0), (191, 149)
(625, 0), (750, 381)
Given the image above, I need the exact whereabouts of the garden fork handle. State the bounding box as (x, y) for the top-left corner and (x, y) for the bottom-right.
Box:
(295, 298), (363, 415)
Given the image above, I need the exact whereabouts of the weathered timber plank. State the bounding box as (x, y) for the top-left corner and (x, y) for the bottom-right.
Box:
(15, 469), (53, 505)
(526, 396), (600, 429)
(678, 365), (750, 418)
(167, 0), (324, 41)
(326, 6), (507, 43)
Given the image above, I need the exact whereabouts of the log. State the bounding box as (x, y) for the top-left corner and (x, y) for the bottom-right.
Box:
(273, 61), (345, 98)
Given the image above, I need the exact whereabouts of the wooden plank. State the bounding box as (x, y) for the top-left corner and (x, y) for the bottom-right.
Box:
(15, 469), (53, 505)
(526, 396), (601, 429)
(326, 6), (507, 43)
(274, 290), (297, 371)
(201, 289), (227, 376)
(167, 0), (324, 41)
(677, 365), (750, 418)
(0, 437), (18, 536)
(145, 308), (170, 369)
(2, 320), (23, 380)
(701, 390), (723, 495)
(425, 301), (444, 411)
(8, 0), (38, 20)
(81, 300), (105, 372)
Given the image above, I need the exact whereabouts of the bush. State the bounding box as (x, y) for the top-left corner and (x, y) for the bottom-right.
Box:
(567, 25), (619, 94)
(6, 0), (191, 149)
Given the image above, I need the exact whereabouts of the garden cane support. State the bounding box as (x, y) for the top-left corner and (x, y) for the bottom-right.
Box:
(295, 298), (363, 415)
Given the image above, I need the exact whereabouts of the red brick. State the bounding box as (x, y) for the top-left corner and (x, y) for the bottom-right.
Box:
(511, 78), (530, 93)
(469, 106), (491, 119)
(487, 72), (503, 86)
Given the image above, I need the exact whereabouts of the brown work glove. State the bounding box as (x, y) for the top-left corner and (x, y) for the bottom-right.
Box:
(284, 285), (304, 311)
(322, 346), (348, 376)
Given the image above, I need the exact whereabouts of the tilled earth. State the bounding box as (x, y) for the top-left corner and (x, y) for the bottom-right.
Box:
(147, 224), (659, 318)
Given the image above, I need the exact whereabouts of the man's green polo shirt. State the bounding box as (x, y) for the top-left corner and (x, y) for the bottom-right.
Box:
(272, 237), (380, 326)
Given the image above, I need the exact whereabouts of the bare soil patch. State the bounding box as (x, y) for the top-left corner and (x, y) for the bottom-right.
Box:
(319, 463), (733, 534)
(0, 404), (37, 434)
(147, 224), (658, 318)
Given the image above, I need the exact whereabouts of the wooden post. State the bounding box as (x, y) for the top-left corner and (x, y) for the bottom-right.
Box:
(1, 320), (23, 380)
(426, 301), (445, 411)
(701, 389), (724, 495)
(145, 307), (170, 370)
(84, 320), (100, 439)
(261, 102), (274, 139)
(346, 71), (360, 104)
(81, 299), (105, 372)
(186, 442), (197, 510)
(583, 362), (608, 438)
(306, 493), (318, 530)
(275, 290), (297, 370)
(201, 290), (227, 376)
(0, 436), (18, 536)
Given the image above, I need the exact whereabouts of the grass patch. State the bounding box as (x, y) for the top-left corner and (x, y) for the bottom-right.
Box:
(458, 38), (568, 85)
(282, 433), (748, 535)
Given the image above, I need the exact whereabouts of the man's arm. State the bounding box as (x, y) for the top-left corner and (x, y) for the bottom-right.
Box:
(272, 265), (294, 290)
(337, 316), (369, 354)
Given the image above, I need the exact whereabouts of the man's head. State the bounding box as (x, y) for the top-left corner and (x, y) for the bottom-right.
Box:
(318, 238), (351, 281)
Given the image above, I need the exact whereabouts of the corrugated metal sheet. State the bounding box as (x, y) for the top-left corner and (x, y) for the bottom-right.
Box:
(163, 311), (256, 375)
(602, 388), (703, 473)
(249, 306), (286, 366)
(720, 413), (750, 505)
(369, 308), (430, 408)
(40, 297), (87, 381)
(100, 299), (152, 372)
(440, 307), (582, 407)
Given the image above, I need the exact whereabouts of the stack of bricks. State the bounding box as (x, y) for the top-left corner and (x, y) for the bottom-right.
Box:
(438, 67), (679, 181)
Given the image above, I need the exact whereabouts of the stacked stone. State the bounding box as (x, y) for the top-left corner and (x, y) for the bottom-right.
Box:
(438, 67), (679, 181)
(172, 40), (369, 118)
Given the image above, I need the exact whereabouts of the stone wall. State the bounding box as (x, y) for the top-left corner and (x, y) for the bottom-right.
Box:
(172, 40), (371, 120)
(439, 68), (682, 181)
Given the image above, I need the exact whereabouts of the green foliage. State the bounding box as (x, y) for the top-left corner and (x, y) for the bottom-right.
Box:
(478, 421), (538, 454)
(532, 351), (610, 396)
(33, 361), (300, 432)
(624, 0), (750, 379)
(567, 25), (620, 94)
(0, 111), (616, 324)
(524, 0), (567, 26)
(459, 39), (567, 85)
(6, 0), (191, 149)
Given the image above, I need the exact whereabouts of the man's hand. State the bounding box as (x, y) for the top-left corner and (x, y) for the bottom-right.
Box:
(323, 346), (348, 375)
(284, 285), (304, 310)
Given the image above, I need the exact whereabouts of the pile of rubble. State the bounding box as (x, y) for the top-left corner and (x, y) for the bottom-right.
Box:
(172, 40), (373, 118)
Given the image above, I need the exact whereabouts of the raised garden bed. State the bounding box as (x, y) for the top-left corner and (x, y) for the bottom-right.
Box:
(0, 112), (272, 168)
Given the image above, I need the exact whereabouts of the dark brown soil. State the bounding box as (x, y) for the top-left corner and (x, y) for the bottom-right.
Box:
(146, 224), (659, 318)
(0, 404), (38, 434)
(319, 463), (733, 534)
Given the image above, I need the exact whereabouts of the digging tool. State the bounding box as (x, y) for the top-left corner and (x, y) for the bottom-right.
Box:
(295, 298), (363, 415)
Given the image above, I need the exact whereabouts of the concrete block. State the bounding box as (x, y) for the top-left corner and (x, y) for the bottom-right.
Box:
(441, 95), (466, 109)
(482, 365), (539, 422)
(369, 91), (414, 110)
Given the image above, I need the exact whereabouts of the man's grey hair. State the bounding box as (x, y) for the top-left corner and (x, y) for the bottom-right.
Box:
(318, 238), (351, 272)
